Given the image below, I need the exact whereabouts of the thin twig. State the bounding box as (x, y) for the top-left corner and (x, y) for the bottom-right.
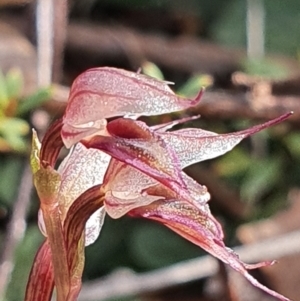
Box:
(79, 230), (300, 301)
(36, 0), (54, 87)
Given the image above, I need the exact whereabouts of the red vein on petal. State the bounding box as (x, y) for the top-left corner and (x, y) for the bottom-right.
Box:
(40, 118), (64, 168)
(60, 184), (104, 301)
(25, 240), (54, 301)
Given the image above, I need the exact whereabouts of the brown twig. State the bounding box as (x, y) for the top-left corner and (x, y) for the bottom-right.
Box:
(66, 22), (240, 75)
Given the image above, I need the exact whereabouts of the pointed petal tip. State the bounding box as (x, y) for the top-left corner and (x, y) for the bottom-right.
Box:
(191, 88), (204, 105)
(244, 272), (292, 301)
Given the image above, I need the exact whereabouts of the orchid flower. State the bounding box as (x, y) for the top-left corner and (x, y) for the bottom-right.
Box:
(25, 67), (292, 301)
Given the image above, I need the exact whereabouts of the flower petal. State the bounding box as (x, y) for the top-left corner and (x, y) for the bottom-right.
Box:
(85, 207), (106, 246)
(25, 240), (54, 301)
(40, 119), (64, 168)
(57, 143), (110, 219)
(62, 67), (202, 147)
(62, 184), (105, 300)
(82, 119), (191, 200)
(130, 200), (291, 301)
(160, 112), (293, 168)
(102, 157), (211, 219)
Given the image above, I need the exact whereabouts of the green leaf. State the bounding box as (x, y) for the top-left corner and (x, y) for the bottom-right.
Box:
(17, 88), (52, 116)
(142, 61), (164, 80)
(177, 74), (212, 97)
(0, 117), (29, 151)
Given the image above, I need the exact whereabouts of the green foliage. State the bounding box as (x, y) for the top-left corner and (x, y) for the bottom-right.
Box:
(142, 61), (165, 80)
(0, 69), (51, 152)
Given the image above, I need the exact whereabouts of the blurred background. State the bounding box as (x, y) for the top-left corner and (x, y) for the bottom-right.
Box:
(0, 0), (300, 300)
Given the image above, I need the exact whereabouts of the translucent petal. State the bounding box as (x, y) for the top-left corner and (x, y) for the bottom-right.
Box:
(105, 190), (162, 219)
(152, 115), (200, 132)
(85, 207), (106, 246)
(38, 209), (47, 237)
(131, 199), (291, 301)
(57, 143), (110, 244)
(83, 121), (193, 202)
(62, 67), (202, 147)
(161, 113), (293, 168)
(57, 143), (110, 219)
(103, 157), (211, 219)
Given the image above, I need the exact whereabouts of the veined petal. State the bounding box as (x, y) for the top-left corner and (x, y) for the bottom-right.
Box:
(62, 67), (202, 147)
(103, 158), (211, 219)
(25, 240), (54, 301)
(107, 118), (184, 185)
(82, 119), (192, 200)
(62, 184), (105, 301)
(85, 207), (106, 246)
(160, 112), (293, 168)
(57, 143), (110, 220)
(101, 158), (163, 218)
(63, 184), (105, 268)
(40, 119), (64, 168)
(151, 115), (201, 132)
(130, 200), (291, 301)
(105, 190), (162, 219)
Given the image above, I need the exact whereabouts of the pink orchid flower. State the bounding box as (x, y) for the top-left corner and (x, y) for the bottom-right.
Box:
(25, 67), (292, 301)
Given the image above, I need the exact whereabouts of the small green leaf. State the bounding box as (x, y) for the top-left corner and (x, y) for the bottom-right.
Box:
(17, 87), (52, 116)
(177, 74), (212, 97)
(141, 61), (164, 80)
(0, 117), (29, 151)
